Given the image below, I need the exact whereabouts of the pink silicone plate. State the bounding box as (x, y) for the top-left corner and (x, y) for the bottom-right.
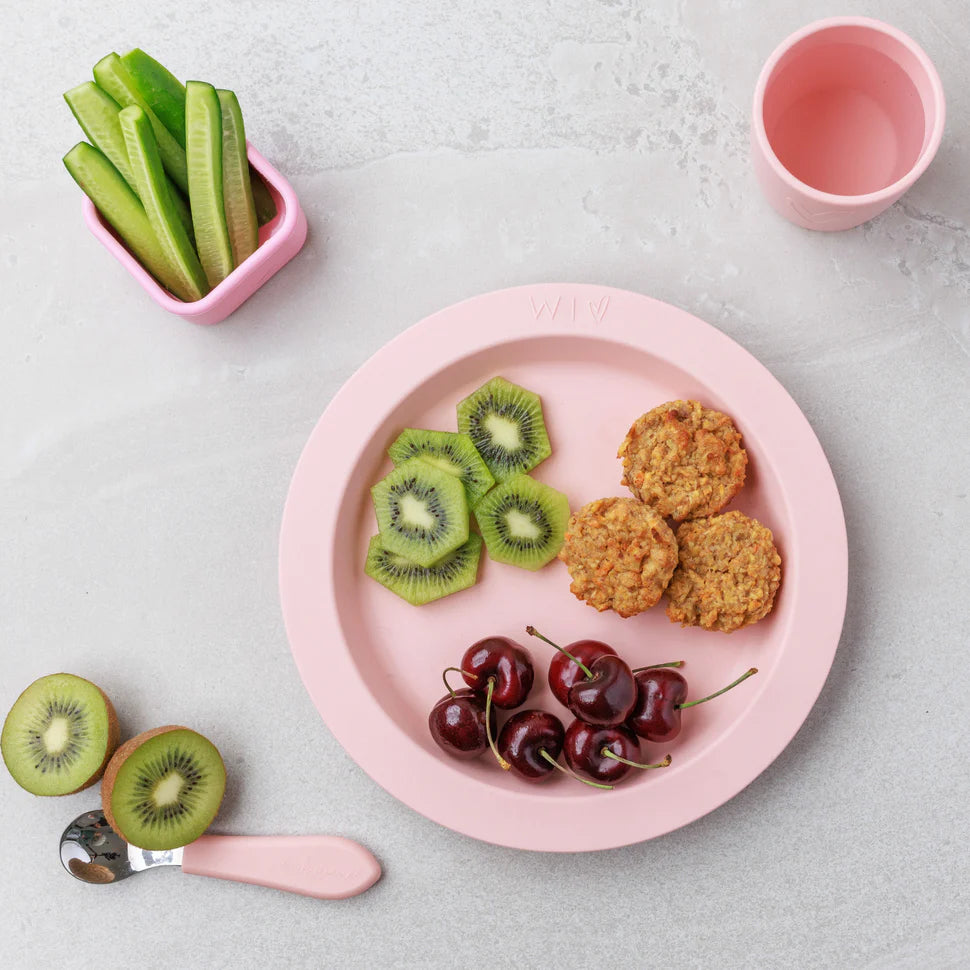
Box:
(279, 284), (848, 852)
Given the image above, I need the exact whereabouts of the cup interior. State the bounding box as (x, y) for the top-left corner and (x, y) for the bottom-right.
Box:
(761, 23), (938, 197)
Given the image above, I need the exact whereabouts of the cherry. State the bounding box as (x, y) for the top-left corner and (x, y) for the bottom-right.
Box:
(460, 636), (534, 709)
(498, 710), (612, 789)
(627, 667), (688, 743)
(564, 719), (671, 785)
(497, 710), (564, 781)
(428, 688), (495, 760)
(547, 638), (617, 707)
(439, 665), (512, 770)
(569, 655), (638, 725)
(526, 627), (636, 726)
(627, 665), (759, 743)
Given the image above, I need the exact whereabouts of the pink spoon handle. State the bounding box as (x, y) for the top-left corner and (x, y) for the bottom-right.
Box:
(181, 835), (381, 899)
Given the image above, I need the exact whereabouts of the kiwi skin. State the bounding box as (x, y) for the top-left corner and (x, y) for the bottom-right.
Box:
(0, 673), (120, 796)
(101, 725), (226, 843)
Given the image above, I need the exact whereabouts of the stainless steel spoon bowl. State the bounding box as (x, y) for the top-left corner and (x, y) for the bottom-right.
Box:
(60, 810), (181, 884)
(59, 809), (381, 898)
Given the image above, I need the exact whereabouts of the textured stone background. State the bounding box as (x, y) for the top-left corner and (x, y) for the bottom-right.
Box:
(1, 1), (968, 968)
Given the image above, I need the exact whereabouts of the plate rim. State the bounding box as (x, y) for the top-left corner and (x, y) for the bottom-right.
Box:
(279, 283), (848, 852)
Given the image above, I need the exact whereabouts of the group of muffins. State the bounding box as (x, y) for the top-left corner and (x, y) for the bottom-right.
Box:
(558, 400), (782, 633)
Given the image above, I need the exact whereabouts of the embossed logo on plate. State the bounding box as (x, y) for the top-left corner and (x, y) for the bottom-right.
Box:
(529, 294), (610, 323)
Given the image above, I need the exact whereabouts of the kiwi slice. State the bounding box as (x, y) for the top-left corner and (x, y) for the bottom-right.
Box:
(365, 532), (482, 605)
(371, 457), (469, 567)
(457, 376), (552, 482)
(474, 474), (570, 571)
(388, 429), (496, 506)
(1, 673), (119, 796)
(102, 726), (225, 850)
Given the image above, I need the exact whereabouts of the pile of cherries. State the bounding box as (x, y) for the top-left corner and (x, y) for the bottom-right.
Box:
(428, 626), (758, 790)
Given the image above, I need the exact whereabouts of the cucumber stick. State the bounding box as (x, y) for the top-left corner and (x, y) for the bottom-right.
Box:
(63, 142), (192, 301)
(94, 53), (189, 195)
(121, 48), (187, 148)
(98, 49), (275, 230)
(185, 81), (234, 287)
(119, 106), (208, 301)
(117, 52), (273, 228)
(64, 83), (136, 190)
(217, 90), (258, 265)
(64, 81), (194, 243)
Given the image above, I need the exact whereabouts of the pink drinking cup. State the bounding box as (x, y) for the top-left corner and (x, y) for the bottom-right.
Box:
(751, 17), (945, 231)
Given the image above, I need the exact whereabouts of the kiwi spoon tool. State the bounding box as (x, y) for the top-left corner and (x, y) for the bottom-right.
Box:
(59, 810), (381, 899)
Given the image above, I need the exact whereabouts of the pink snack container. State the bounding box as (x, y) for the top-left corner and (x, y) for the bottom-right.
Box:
(751, 17), (945, 231)
(82, 143), (308, 324)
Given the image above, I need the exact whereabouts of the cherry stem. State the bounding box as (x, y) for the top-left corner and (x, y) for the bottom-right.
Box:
(484, 678), (510, 771)
(441, 667), (478, 699)
(677, 667), (759, 709)
(631, 661), (685, 672)
(538, 749), (613, 790)
(601, 749), (672, 771)
(525, 626), (594, 680)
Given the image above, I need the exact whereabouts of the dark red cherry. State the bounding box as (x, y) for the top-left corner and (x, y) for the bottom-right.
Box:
(498, 710), (614, 789)
(526, 627), (635, 725)
(627, 668), (689, 742)
(460, 637), (534, 708)
(567, 655), (637, 726)
(563, 721), (641, 784)
(627, 666), (759, 742)
(428, 689), (495, 760)
(563, 720), (671, 784)
(548, 639), (617, 707)
(497, 710), (564, 781)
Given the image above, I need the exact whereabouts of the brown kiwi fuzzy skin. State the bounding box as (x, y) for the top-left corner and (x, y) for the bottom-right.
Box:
(101, 725), (226, 844)
(0, 674), (120, 796)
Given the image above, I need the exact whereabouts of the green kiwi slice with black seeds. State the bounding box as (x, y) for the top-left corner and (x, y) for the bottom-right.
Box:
(1, 673), (119, 796)
(388, 429), (495, 505)
(474, 474), (570, 571)
(365, 532), (483, 605)
(457, 376), (552, 482)
(371, 458), (469, 568)
(102, 725), (226, 850)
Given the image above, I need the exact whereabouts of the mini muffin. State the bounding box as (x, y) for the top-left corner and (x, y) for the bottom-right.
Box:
(665, 511), (781, 633)
(618, 400), (747, 521)
(558, 497), (678, 618)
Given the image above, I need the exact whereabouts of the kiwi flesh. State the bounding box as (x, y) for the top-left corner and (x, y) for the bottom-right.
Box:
(474, 474), (569, 571)
(1, 673), (119, 796)
(388, 429), (495, 506)
(102, 725), (225, 850)
(371, 457), (469, 568)
(457, 376), (552, 482)
(365, 532), (482, 605)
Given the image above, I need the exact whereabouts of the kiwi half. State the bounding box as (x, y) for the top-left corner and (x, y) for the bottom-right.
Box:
(1, 673), (119, 796)
(457, 376), (552, 482)
(474, 474), (569, 571)
(371, 457), (469, 567)
(365, 532), (482, 605)
(102, 725), (225, 850)
(388, 429), (495, 506)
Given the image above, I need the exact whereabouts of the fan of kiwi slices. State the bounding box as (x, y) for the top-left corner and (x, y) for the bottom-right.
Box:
(365, 376), (571, 605)
(2, 672), (226, 851)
